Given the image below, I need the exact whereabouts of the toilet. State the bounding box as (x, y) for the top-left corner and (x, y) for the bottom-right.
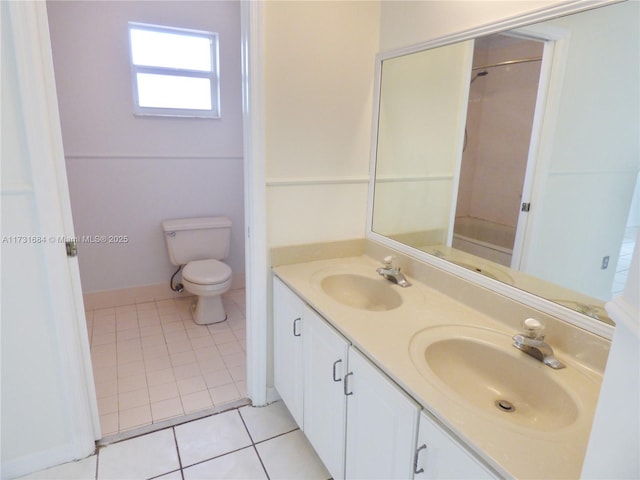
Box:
(162, 216), (233, 325)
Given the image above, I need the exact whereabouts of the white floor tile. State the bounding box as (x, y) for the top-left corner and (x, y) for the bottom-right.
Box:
(204, 369), (234, 388)
(228, 365), (246, 382)
(118, 388), (149, 410)
(154, 471), (183, 480)
(173, 363), (204, 381)
(182, 390), (214, 413)
(97, 395), (118, 415)
(118, 373), (147, 394)
(177, 376), (207, 396)
(100, 412), (119, 436)
(174, 410), (252, 467)
(90, 293), (246, 435)
(182, 447), (267, 480)
(209, 383), (241, 405)
(235, 381), (247, 398)
(147, 368), (176, 387)
(239, 401), (298, 443)
(18, 455), (97, 479)
(118, 404), (152, 431)
(145, 354), (172, 372)
(222, 352), (245, 368)
(256, 430), (330, 480)
(151, 397), (184, 421)
(97, 429), (179, 479)
(149, 381), (180, 403)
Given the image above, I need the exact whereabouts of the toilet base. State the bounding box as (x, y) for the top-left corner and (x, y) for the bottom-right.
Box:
(190, 294), (227, 325)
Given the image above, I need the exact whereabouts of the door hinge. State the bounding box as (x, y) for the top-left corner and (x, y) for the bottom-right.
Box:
(66, 239), (78, 257)
(521, 202), (531, 212)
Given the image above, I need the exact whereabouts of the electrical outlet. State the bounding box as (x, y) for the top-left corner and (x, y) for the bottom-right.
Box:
(601, 256), (610, 269)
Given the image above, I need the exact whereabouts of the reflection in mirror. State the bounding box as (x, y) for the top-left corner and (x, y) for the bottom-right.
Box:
(371, 2), (639, 327)
(455, 34), (543, 268)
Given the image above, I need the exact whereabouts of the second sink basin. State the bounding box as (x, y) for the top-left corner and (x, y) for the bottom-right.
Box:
(409, 325), (589, 432)
(320, 274), (402, 311)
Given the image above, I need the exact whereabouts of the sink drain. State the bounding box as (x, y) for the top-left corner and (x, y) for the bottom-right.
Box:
(495, 399), (516, 413)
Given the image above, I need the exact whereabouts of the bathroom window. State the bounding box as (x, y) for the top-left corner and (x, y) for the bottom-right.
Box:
(128, 22), (220, 118)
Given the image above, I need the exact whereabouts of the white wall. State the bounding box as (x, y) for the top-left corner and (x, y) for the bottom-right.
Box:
(264, 1), (380, 247)
(582, 236), (639, 479)
(379, 0), (563, 53)
(522, 2), (639, 300)
(46, 0), (244, 293)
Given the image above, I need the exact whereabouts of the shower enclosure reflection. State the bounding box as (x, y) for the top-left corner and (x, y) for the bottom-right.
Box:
(454, 34), (543, 268)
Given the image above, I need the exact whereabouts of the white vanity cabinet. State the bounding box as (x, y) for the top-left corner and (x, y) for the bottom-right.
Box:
(273, 276), (496, 480)
(415, 412), (497, 479)
(303, 306), (419, 480)
(273, 277), (305, 428)
(303, 306), (349, 479)
(345, 347), (420, 479)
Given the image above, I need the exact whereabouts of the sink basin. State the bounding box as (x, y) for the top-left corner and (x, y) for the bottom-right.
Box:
(320, 274), (402, 311)
(410, 325), (581, 431)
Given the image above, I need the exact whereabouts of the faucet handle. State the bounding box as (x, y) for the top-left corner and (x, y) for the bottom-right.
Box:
(523, 318), (545, 340)
(382, 255), (395, 267)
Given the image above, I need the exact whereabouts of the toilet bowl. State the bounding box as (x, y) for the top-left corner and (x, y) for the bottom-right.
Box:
(162, 216), (233, 326)
(182, 259), (232, 324)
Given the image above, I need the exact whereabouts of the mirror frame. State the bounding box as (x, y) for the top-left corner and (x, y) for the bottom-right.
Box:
(367, 0), (625, 340)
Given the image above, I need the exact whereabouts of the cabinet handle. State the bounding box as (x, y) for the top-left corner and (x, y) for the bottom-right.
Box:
(332, 359), (342, 382)
(292, 317), (301, 337)
(343, 372), (354, 396)
(414, 443), (427, 475)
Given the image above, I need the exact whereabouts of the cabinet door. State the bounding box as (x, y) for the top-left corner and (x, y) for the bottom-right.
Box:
(415, 411), (497, 479)
(273, 277), (305, 428)
(345, 347), (420, 480)
(303, 306), (349, 480)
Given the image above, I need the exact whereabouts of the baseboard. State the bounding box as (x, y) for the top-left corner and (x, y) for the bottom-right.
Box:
(1, 441), (94, 480)
(83, 274), (245, 310)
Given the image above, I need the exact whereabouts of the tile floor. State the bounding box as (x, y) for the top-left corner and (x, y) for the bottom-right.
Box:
(612, 226), (638, 297)
(19, 401), (331, 480)
(85, 290), (247, 436)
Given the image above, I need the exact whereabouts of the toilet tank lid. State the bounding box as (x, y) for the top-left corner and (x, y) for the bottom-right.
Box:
(162, 216), (232, 232)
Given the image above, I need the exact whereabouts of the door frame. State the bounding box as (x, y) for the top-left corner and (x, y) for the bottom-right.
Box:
(241, 1), (270, 405)
(508, 23), (572, 270)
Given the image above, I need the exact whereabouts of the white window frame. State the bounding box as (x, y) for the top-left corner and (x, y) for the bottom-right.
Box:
(128, 22), (220, 118)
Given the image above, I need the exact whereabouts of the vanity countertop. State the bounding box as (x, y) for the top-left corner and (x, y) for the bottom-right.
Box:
(273, 254), (604, 480)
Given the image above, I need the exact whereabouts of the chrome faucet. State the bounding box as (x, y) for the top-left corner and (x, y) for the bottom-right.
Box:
(512, 318), (565, 369)
(376, 256), (411, 287)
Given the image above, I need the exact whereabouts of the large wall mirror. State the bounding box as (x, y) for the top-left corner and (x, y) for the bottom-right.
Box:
(369, 1), (639, 332)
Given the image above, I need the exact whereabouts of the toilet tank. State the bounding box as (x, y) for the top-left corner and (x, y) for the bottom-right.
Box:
(162, 216), (232, 266)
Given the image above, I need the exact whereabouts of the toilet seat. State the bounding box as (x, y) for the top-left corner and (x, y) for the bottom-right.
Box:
(183, 259), (232, 285)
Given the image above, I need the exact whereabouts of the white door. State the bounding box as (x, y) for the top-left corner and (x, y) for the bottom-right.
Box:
(272, 277), (305, 428)
(303, 306), (349, 480)
(1, 2), (99, 477)
(345, 347), (420, 480)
